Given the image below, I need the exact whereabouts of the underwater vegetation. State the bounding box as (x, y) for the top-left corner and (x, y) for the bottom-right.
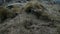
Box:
(0, 0), (59, 27)
(0, 6), (19, 23)
(0, 0), (60, 34)
(23, 1), (54, 22)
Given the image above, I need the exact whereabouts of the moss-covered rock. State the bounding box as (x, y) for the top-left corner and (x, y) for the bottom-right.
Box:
(0, 6), (18, 23)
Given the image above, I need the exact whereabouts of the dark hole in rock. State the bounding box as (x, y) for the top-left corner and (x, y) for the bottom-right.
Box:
(25, 4), (52, 22)
(5, 0), (12, 2)
(27, 0), (30, 1)
(7, 5), (13, 9)
(25, 7), (42, 19)
(25, 7), (32, 14)
(17, 1), (21, 3)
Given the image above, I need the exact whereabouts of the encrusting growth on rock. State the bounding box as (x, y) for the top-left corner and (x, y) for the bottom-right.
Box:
(0, 6), (19, 23)
(23, 1), (58, 22)
(23, 1), (51, 21)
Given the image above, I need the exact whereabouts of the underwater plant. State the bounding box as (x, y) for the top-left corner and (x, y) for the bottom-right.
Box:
(23, 1), (51, 21)
(23, 1), (60, 23)
(0, 6), (18, 23)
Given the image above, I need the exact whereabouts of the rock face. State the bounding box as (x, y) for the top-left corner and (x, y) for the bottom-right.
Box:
(0, 0), (60, 34)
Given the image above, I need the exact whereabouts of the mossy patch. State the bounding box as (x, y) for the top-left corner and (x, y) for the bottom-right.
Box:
(0, 6), (18, 23)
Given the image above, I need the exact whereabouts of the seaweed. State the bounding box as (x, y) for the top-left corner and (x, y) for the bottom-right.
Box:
(0, 6), (18, 23)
